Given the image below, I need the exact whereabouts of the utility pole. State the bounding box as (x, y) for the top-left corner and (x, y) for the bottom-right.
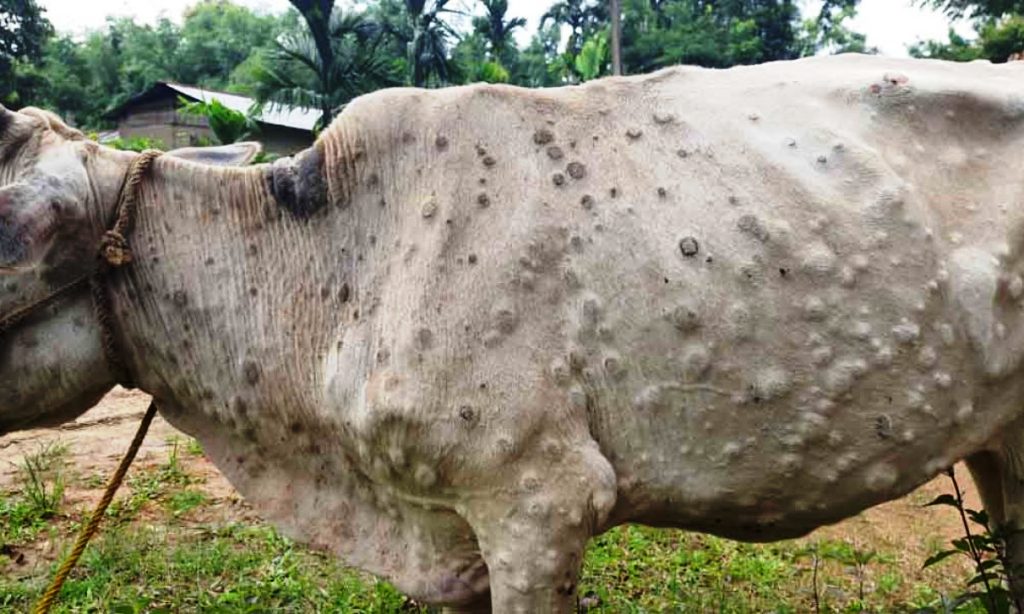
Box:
(610, 0), (622, 75)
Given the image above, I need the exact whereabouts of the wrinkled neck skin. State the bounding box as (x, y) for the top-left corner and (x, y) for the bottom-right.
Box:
(0, 146), (137, 432)
(110, 129), (365, 446)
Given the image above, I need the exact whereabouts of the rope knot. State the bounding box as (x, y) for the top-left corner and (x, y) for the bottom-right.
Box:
(99, 230), (132, 267)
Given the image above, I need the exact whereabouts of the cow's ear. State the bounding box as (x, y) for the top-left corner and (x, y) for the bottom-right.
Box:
(167, 142), (262, 166)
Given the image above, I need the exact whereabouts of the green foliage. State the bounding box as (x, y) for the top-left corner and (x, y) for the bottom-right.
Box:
(0, 443), (1000, 614)
(978, 14), (1024, 59)
(922, 468), (1021, 614)
(253, 3), (399, 129)
(452, 33), (511, 83)
(178, 95), (258, 144)
(473, 0), (526, 68)
(799, 4), (876, 55)
(541, 0), (608, 58)
(0, 443), (67, 551)
(616, 0), (867, 76)
(909, 27), (987, 60)
(101, 136), (167, 152)
(477, 60), (511, 83)
(910, 14), (1024, 63)
(17, 442), (67, 520)
(6, 0), (877, 131)
(922, 0), (1024, 18)
(403, 0), (460, 87)
(513, 24), (565, 87)
(575, 31), (609, 81)
(0, 0), (54, 106)
(176, 0), (284, 91)
(9, 2), (290, 129)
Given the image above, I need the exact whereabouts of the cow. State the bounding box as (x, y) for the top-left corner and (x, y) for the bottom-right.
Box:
(1, 54), (1023, 612)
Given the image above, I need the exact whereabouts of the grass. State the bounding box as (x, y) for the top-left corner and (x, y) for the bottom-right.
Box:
(10, 524), (417, 613)
(18, 441), (67, 518)
(1, 441), (68, 547)
(0, 441), (992, 613)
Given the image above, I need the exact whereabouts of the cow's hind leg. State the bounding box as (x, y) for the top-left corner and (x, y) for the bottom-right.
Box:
(966, 439), (1024, 606)
(461, 441), (617, 613)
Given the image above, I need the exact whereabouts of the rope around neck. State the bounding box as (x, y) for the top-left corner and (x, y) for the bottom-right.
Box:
(30, 149), (162, 613)
(0, 149), (161, 382)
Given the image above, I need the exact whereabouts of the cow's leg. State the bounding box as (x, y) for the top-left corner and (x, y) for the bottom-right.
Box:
(461, 442), (616, 614)
(966, 442), (1024, 603)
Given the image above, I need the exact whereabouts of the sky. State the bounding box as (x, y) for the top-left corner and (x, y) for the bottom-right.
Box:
(38, 0), (979, 57)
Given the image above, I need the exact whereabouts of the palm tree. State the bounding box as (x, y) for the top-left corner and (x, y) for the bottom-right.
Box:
(540, 0), (607, 57)
(253, 3), (398, 129)
(403, 0), (460, 87)
(473, 0), (527, 66)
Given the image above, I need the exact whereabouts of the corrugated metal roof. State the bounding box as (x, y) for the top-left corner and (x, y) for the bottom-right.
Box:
(163, 82), (320, 132)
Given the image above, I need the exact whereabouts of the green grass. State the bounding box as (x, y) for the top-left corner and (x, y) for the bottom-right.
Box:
(0, 442), (990, 613)
(1, 523), (982, 613)
(1, 524), (419, 613)
(105, 441), (196, 523)
(1, 441), (68, 546)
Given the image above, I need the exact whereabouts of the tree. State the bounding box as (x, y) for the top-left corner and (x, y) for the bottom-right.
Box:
(0, 0), (53, 106)
(451, 32), (510, 83)
(910, 15), (1024, 61)
(541, 0), (608, 58)
(21, 36), (89, 123)
(472, 0), (526, 68)
(615, 0), (866, 75)
(290, 0), (335, 82)
(610, 0), (622, 74)
(513, 24), (564, 87)
(921, 0), (1024, 18)
(799, 3), (875, 55)
(175, 0), (284, 90)
(404, 0), (460, 87)
(575, 30), (609, 80)
(912, 0), (1024, 61)
(978, 13), (1024, 58)
(253, 2), (399, 129)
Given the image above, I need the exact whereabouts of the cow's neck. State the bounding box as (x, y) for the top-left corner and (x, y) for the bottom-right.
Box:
(109, 150), (368, 431)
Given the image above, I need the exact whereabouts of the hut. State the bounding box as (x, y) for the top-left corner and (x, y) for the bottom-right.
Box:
(108, 82), (317, 155)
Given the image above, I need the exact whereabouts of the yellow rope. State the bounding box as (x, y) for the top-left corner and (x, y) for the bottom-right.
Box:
(32, 401), (159, 614)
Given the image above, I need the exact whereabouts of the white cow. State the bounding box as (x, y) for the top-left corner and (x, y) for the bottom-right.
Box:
(1, 55), (1023, 612)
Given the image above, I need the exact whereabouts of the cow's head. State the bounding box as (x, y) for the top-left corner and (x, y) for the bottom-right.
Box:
(0, 104), (259, 434)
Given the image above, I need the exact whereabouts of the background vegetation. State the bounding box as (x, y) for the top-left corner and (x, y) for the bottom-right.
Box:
(0, 1), (930, 132)
(3, 0), (1020, 131)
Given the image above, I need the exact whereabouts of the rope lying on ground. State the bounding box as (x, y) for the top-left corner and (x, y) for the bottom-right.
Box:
(32, 401), (159, 614)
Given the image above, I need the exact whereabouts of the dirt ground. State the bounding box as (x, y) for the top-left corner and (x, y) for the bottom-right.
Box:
(0, 388), (261, 550)
(0, 387), (982, 595)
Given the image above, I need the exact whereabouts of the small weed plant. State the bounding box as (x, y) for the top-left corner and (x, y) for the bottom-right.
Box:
(0, 442), (68, 553)
(16, 441), (67, 519)
(922, 467), (1023, 614)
